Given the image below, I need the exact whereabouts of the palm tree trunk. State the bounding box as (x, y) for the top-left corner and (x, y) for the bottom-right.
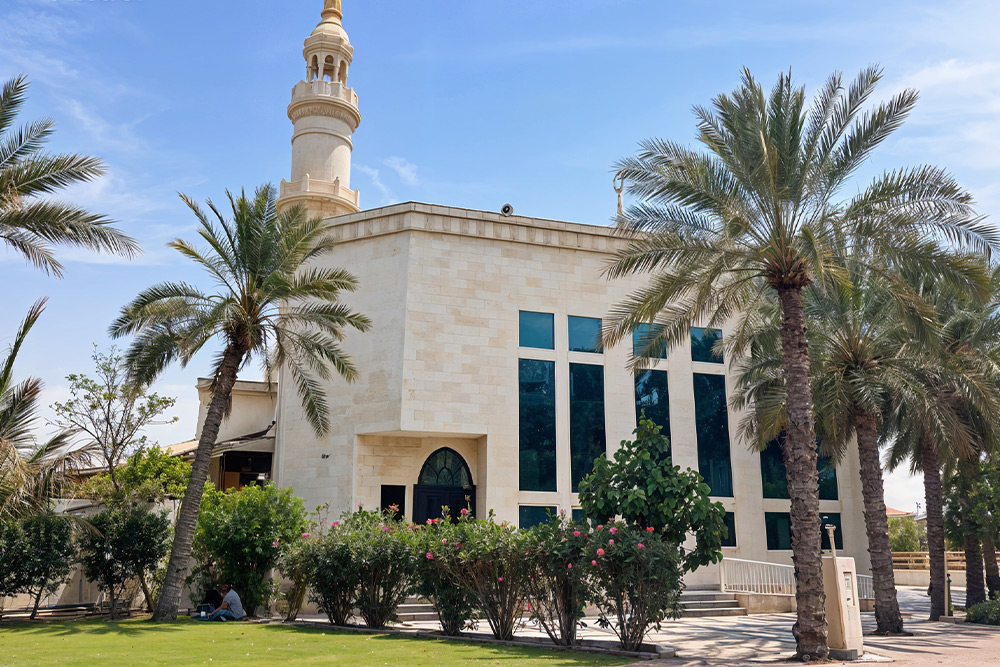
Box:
(920, 434), (947, 620)
(152, 344), (244, 621)
(982, 537), (1000, 600)
(854, 410), (904, 633)
(776, 286), (828, 660)
(964, 534), (986, 608)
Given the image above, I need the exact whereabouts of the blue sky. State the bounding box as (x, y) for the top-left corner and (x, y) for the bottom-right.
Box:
(3, 0), (998, 511)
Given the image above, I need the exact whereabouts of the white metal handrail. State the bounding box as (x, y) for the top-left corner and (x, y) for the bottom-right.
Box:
(721, 557), (796, 596)
(721, 557), (876, 601)
(857, 574), (874, 600)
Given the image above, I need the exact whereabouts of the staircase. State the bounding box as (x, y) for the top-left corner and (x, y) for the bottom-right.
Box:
(679, 590), (747, 617)
(395, 598), (440, 623)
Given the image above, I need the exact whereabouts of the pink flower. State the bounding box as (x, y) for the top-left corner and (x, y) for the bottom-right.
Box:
(332, 521), (340, 527)
(382, 526), (391, 531)
(573, 530), (581, 537)
(567, 563), (573, 569)
(426, 552), (434, 560)
(597, 525), (603, 530)
(456, 543), (461, 548)
(272, 541), (279, 547)
(609, 539), (615, 546)
(591, 560), (597, 566)
(596, 548), (605, 556)
(302, 533), (311, 539)
(610, 527), (617, 535)
(441, 538), (448, 544)
(525, 550), (530, 555)
(460, 508), (469, 515)
(498, 577), (504, 582)
(646, 527), (655, 533)
(638, 543), (646, 549)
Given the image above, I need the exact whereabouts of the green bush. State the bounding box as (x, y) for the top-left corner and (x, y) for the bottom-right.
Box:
(585, 520), (684, 651)
(78, 503), (171, 619)
(967, 599), (1000, 625)
(411, 513), (477, 636)
(0, 513), (76, 618)
(349, 509), (418, 628)
(431, 511), (530, 641)
(307, 518), (360, 625)
(524, 513), (591, 646)
(193, 483), (307, 616)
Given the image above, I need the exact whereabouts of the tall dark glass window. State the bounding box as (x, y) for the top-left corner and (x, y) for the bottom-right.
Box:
(691, 327), (724, 364)
(519, 359), (556, 491)
(570, 363), (606, 491)
(721, 512), (737, 547)
(632, 323), (668, 359)
(519, 311), (554, 350)
(634, 369), (671, 443)
(571, 508), (587, 525)
(519, 505), (557, 529)
(765, 512), (793, 550)
(765, 511), (844, 551)
(693, 373), (733, 497)
(568, 316), (603, 353)
(760, 438), (839, 500)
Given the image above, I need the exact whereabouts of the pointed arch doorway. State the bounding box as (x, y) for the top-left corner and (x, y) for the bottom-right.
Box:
(412, 447), (476, 524)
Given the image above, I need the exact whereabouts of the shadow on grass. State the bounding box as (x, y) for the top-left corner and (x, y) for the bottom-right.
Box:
(0, 617), (190, 638)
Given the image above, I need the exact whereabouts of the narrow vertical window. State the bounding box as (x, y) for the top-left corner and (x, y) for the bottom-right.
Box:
(519, 359), (556, 491)
(632, 323), (668, 359)
(569, 363), (606, 491)
(765, 512), (793, 550)
(693, 373), (733, 497)
(519, 505), (557, 529)
(568, 316), (603, 353)
(634, 369), (670, 443)
(760, 437), (839, 501)
(721, 512), (737, 547)
(691, 327), (724, 364)
(519, 311), (554, 350)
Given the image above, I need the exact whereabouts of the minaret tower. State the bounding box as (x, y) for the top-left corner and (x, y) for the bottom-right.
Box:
(277, 0), (361, 217)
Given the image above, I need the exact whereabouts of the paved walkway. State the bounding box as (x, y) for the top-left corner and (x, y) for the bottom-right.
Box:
(300, 586), (999, 665)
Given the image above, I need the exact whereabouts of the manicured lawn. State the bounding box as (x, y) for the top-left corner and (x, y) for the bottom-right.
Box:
(0, 619), (633, 667)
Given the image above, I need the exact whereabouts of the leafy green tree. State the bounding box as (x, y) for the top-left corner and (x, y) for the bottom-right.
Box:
(0, 301), (91, 522)
(605, 67), (995, 657)
(109, 184), (371, 620)
(79, 446), (191, 504)
(0, 75), (137, 276)
(888, 517), (924, 553)
(193, 483), (308, 616)
(578, 418), (727, 574)
(50, 346), (177, 488)
(18, 512), (76, 618)
(78, 503), (171, 619)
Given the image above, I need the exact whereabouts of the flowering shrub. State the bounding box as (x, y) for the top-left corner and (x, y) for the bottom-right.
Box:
(412, 516), (477, 635)
(306, 520), (359, 625)
(585, 521), (683, 651)
(524, 514), (591, 646)
(432, 511), (530, 640)
(578, 417), (727, 573)
(349, 509), (418, 628)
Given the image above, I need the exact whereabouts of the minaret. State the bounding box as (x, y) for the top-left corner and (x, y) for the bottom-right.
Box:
(277, 0), (361, 217)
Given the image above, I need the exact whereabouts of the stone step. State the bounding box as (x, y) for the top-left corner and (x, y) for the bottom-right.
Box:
(396, 611), (442, 622)
(679, 592), (735, 602)
(397, 603), (436, 613)
(680, 599), (742, 610)
(680, 606), (748, 618)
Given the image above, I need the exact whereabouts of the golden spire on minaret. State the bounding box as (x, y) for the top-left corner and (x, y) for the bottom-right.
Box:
(323, 0), (343, 20)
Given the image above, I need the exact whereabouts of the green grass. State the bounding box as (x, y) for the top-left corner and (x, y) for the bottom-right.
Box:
(0, 619), (634, 667)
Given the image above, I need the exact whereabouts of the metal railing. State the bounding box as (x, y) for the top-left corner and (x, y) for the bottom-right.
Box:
(857, 574), (874, 600)
(721, 557), (796, 596)
(721, 557), (875, 601)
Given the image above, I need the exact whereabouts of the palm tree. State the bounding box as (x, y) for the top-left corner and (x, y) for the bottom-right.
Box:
(1, 300), (91, 521)
(604, 67), (995, 658)
(110, 184), (371, 621)
(733, 273), (925, 634)
(0, 75), (138, 275)
(885, 267), (1000, 619)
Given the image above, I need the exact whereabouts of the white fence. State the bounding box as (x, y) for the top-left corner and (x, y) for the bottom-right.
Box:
(720, 558), (875, 601)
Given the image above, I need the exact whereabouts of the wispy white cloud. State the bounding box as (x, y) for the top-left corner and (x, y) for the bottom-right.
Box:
(355, 164), (396, 206)
(383, 156), (419, 186)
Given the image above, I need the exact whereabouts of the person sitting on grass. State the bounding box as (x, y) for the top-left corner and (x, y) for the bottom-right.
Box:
(208, 583), (246, 621)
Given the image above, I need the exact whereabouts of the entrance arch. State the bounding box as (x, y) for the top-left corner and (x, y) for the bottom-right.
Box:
(412, 447), (476, 524)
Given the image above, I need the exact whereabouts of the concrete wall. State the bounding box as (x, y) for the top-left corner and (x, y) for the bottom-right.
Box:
(274, 202), (873, 587)
(893, 569), (966, 588)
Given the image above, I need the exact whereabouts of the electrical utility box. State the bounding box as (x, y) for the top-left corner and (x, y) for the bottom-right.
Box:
(822, 556), (865, 659)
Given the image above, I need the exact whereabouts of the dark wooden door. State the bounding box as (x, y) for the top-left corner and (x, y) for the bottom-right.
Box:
(412, 485), (476, 524)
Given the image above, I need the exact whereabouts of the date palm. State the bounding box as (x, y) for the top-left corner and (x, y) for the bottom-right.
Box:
(110, 184), (371, 620)
(1, 300), (91, 521)
(605, 67), (995, 658)
(733, 272), (941, 635)
(0, 75), (138, 276)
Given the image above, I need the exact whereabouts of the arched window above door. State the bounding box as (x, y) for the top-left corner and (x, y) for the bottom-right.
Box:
(418, 448), (473, 488)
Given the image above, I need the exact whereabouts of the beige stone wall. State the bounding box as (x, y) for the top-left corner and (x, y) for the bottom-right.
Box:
(274, 203), (873, 586)
(195, 380), (276, 443)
